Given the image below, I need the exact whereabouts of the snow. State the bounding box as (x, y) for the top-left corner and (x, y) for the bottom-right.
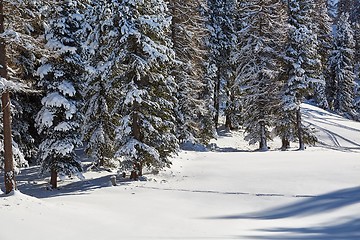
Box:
(41, 92), (70, 108)
(1, 103), (360, 239)
(58, 81), (76, 97)
(36, 63), (52, 79)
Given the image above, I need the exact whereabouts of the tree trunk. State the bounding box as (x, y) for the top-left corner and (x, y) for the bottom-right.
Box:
(213, 75), (220, 129)
(259, 122), (268, 151)
(130, 102), (143, 180)
(296, 108), (305, 150)
(0, 0), (16, 194)
(50, 169), (57, 189)
(98, 156), (104, 167)
(281, 137), (290, 151)
(225, 88), (233, 131)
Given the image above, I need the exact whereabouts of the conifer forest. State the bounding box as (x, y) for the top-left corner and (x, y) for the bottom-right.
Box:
(0, 0), (359, 193)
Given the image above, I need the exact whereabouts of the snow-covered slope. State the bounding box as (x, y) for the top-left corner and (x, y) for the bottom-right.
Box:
(1, 104), (359, 240)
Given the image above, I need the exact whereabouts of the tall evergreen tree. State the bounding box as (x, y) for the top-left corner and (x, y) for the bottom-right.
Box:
(82, 1), (120, 169)
(114, 0), (178, 176)
(170, 0), (214, 145)
(354, 22), (360, 114)
(329, 13), (357, 118)
(337, 0), (359, 88)
(235, 0), (287, 151)
(313, 0), (333, 109)
(8, 0), (51, 164)
(207, 0), (239, 130)
(274, 0), (321, 151)
(35, 0), (85, 188)
(0, 0), (51, 192)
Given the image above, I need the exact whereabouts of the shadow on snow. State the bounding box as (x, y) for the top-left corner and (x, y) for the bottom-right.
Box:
(210, 186), (360, 220)
(242, 217), (360, 240)
(0, 166), (129, 199)
(207, 186), (360, 239)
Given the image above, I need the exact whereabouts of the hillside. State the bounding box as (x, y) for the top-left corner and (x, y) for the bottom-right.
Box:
(1, 103), (360, 240)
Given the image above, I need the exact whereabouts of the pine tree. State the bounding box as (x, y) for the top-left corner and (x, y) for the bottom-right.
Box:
(35, 0), (85, 188)
(82, 1), (120, 169)
(114, 0), (178, 177)
(347, 0), (360, 115)
(207, 0), (238, 130)
(170, 0), (214, 145)
(0, 0), (51, 193)
(7, 0), (51, 164)
(235, 0), (287, 151)
(354, 21), (360, 114)
(274, 0), (321, 150)
(329, 13), (357, 118)
(313, 0), (333, 109)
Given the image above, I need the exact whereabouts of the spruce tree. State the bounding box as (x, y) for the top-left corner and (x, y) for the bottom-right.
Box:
(207, 0), (238, 130)
(329, 13), (357, 118)
(8, 0), (51, 164)
(354, 22), (360, 114)
(82, 1), (120, 169)
(275, 0), (321, 150)
(313, 0), (333, 109)
(114, 0), (178, 176)
(35, 0), (85, 188)
(170, 0), (214, 145)
(235, 0), (287, 151)
(0, 0), (51, 192)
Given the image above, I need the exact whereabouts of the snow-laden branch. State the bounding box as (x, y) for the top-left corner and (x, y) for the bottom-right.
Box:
(0, 77), (30, 94)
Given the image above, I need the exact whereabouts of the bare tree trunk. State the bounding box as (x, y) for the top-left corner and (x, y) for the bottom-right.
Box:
(0, 0), (16, 194)
(50, 169), (57, 189)
(297, 108), (305, 150)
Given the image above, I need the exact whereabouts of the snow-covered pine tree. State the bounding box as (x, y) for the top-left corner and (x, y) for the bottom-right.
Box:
(354, 22), (360, 114)
(339, 0), (360, 116)
(0, 0), (52, 192)
(348, 1), (360, 115)
(35, 0), (85, 188)
(274, 0), (321, 150)
(170, 0), (214, 145)
(114, 0), (178, 176)
(81, 1), (121, 169)
(206, 0), (239, 130)
(313, 0), (333, 109)
(6, 0), (52, 164)
(235, 0), (287, 151)
(329, 13), (357, 118)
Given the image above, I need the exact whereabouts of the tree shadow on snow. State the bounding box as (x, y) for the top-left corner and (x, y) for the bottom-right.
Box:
(207, 186), (360, 239)
(242, 217), (360, 239)
(211, 186), (360, 220)
(0, 166), (129, 199)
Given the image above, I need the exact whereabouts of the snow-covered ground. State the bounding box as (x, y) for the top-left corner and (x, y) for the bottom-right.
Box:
(1, 104), (360, 240)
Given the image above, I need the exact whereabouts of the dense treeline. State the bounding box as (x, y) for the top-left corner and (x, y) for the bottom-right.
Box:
(0, 0), (359, 191)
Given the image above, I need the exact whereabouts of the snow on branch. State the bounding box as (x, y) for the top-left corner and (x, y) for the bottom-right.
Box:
(0, 29), (50, 57)
(0, 77), (30, 94)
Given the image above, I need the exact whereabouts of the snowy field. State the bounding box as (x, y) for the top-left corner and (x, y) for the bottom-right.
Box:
(1, 104), (360, 240)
